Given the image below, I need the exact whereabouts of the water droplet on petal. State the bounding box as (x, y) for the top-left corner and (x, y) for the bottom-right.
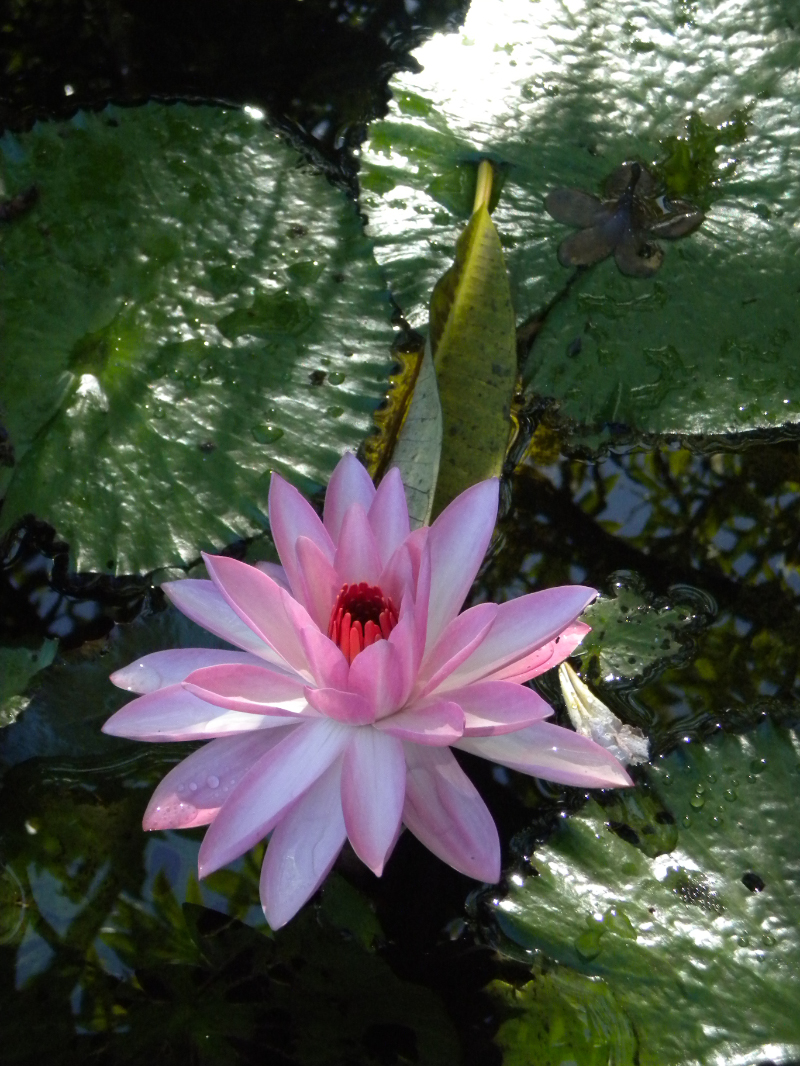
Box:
(189, 782), (198, 792)
(207, 775), (220, 789)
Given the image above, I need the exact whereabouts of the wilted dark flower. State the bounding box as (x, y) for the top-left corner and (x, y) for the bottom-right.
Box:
(545, 162), (704, 278)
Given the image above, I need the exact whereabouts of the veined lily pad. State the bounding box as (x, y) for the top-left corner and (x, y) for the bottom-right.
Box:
(485, 721), (800, 1065)
(360, 0), (800, 444)
(0, 103), (393, 572)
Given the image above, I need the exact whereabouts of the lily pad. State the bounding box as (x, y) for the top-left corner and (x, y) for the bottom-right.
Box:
(0, 103), (393, 572)
(485, 720), (800, 1066)
(577, 572), (715, 686)
(360, 0), (800, 444)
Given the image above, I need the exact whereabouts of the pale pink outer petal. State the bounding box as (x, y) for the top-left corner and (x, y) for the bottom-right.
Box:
(268, 473), (335, 596)
(110, 649), (270, 694)
(456, 722), (634, 788)
(415, 603), (498, 698)
(183, 663), (306, 703)
(424, 479), (499, 655)
(143, 729), (293, 830)
(368, 467), (411, 567)
(375, 700), (464, 746)
(254, 561), (291, 591)
(323, 452), (376, 543)
(102, 685), (293, 741)
(260, 759), (347, 930)
(299, 626), (349, 690)
(305, 686), (374, 725)
(202, 554), (311, 677)
(402, 744), (500, 882)
(163, 579), (287, 663)
(444, 681), (553, 736)
(378, 543), (415, 607)
(348, 637), (406, 720)
(182, 664), (313, 718)
(333, 503), (383, 585)
(198, 719), (350, 877)
(341, 729), (406, 875)
(294, 536), (340, 631)
(488, 622), (590, 683)
(439, 587), (597, 692)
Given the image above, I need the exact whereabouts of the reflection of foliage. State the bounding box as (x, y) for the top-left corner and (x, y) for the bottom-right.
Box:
(0, 756), (461, 1065)
(477, 443), (800, 747)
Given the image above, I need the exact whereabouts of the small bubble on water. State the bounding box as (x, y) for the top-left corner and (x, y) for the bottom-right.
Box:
(207, 775), (220, 789)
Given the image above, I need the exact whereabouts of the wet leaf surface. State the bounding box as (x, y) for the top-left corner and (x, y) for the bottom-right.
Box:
(483, 721), (800, 1066)
(360, 0), (800, 443)
(0, 103), (393, 572)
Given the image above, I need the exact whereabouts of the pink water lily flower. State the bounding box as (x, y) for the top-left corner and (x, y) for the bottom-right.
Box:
(104, 454), (631, 928)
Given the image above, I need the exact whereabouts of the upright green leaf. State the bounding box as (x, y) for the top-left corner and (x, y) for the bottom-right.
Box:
(389, 338), (442, 529)
(429, 162), (516, 515)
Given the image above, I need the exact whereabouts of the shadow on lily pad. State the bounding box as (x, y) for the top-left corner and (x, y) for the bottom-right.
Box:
(545, 162), (704, 278)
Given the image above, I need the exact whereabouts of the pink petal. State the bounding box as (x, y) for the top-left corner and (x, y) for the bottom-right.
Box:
(102, 685), (293, 741)
(202, 554), (311, 676)
(341, 729), (406, 875)
(182, 663), (310, 717)
(305, 686), (375, 725)
(295, 536), (340, 630)
(163, 579), (284, 662)
(368, 467), (410, 567)
(424, 479), (499, 654)
(299, 626), (349, 690)
(489, 622), (590, 683)
(198, 719), (350, 877)
(445, 681), (552, 736)
(457, 722), (634, 788)
(323, 452), (376, 543)
(348, 637), (406, 720)
(375, 700), (464, 745)
(402, 744), (500, 882)
(254, 561), (291, 591)
(143, 730), (292, 830)
(416, 603), (498, 697)
(268, 472), (335, 598)
(441, 587), (597, 691)
(333, 503), (382, 585)
(260, 759), (347, 929)
(378, 543), (415, 606)
(110, 649), (268, 694)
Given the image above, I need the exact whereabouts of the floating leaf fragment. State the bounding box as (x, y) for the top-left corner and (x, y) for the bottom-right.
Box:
(546, 162), (704, 278)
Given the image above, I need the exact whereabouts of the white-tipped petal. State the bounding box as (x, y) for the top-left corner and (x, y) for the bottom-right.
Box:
(341, 729), (405, 875)
(260, 758), (347, 929)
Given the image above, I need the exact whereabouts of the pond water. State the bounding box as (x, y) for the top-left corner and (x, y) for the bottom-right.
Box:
(1, 1), (799, 1063)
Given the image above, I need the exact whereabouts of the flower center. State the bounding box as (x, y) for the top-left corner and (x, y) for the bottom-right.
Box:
(328, 583), (398, 664)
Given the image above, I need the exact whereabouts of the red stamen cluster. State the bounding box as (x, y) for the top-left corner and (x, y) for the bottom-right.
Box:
(328, 582), (398, 664)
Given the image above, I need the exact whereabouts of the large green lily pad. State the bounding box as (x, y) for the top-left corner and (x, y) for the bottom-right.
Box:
(485, 720), (800, 1065)
(360, 0), (800, 444)
(0, 103), (393, 572)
